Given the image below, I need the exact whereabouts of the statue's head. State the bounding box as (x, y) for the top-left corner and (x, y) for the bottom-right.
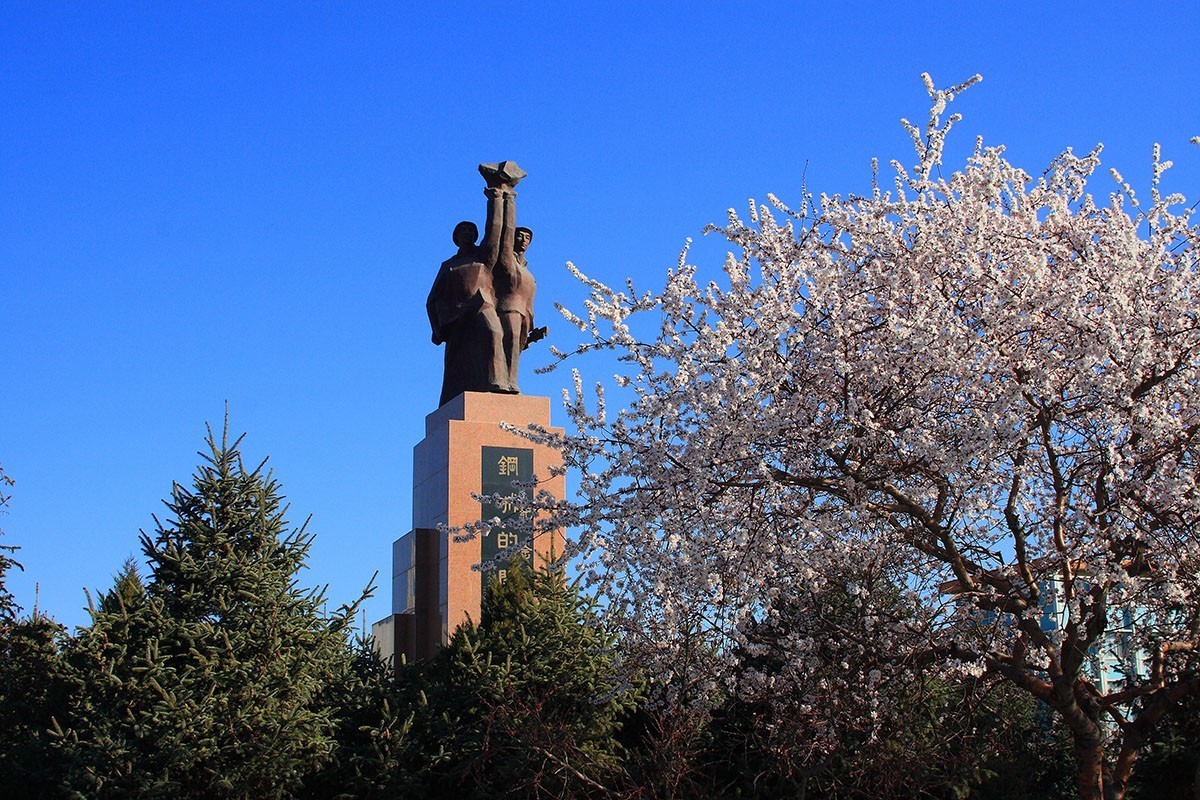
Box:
(453, 221), (479, 249)
(515, 226), (533, 254)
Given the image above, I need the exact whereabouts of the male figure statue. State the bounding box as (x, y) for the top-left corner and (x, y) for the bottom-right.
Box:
(479, 161), (546, 393)
(494, 207), (543, 393)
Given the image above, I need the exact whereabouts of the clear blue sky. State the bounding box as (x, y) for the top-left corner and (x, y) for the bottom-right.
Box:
(4, 4), (1198, 631)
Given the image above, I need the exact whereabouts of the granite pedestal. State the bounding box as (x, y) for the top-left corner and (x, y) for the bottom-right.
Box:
(373, 392), (565, 666)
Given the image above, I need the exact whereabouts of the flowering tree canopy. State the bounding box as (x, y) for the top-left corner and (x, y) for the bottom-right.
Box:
(537, 75), (1200, 800)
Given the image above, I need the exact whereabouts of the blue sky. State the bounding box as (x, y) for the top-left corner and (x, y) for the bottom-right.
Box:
(4, 4), (1198, 631)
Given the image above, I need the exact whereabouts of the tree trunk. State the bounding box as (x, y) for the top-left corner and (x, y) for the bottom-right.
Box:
(1074, 734), (1110, 800)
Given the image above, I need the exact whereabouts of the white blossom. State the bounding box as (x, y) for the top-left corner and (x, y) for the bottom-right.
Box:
(521, 75), (1200, 800)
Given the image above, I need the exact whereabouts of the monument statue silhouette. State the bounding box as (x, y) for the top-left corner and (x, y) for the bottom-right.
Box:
(426, 161), (546, 407)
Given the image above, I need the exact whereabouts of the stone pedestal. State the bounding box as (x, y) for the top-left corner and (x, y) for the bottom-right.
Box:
(372, 392), (564, 666)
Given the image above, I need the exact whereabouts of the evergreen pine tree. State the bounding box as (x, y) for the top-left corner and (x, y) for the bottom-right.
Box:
(0, 465), (77, 799)
(295, 637), (416, 800)
(413, 563), (636, 799)
(0, 611), (74, 799)
(59, 424), (368, 799)
(58, 559), (184, 797)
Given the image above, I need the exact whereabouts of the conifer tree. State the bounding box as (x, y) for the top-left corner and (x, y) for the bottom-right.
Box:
(296, 638), (416, 799)
(59, 424), (368, 799)
(413, 564), (636, 799)
(58, 559), (183, 796)
(0, 612), (73, 799)
(0, 465), (76, 799)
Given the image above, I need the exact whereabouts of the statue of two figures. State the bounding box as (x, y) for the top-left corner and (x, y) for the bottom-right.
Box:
(426, 161), (548, 407)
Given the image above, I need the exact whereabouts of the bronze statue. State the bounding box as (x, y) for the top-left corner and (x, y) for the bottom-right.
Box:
(426, 162), (546, 407)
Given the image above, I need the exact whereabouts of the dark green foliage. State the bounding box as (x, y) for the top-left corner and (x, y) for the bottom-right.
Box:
(969, 692), (1076, 800)
(805, 680), (1076, 800)
(615, 695), (725, 800)
(296, 639), (415, 799)
(0, 612), (75, 799)
(1128, 692), (1200, 800)
(56, 426), (368, 800)
(56, 560), (182, 797)
(0, 466), (76, 799)
(621, 677), (1076, 800)
(409, 563), (636, 799)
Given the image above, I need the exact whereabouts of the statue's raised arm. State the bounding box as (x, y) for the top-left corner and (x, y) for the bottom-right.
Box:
(483, 163), (540, 394)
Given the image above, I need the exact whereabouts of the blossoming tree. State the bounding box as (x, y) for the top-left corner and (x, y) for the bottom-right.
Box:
(537, 75), (1200, 800)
